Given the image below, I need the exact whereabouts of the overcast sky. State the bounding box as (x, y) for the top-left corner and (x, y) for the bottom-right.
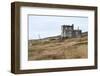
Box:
(28, 15), (88, 40)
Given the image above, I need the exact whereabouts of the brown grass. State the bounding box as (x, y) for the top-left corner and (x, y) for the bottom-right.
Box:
(28, 36), (88, 60)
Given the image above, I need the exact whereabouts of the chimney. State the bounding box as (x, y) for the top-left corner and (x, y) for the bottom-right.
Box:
(72, 24), (74, 27)
(78, 26), (79, 30)
(72, 24), (74, 30)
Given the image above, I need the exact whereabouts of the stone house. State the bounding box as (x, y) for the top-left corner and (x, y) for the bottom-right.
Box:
(61, 24), (82, 38)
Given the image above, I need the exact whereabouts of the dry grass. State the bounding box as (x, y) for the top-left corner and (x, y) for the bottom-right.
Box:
(28, 36), (88, 60)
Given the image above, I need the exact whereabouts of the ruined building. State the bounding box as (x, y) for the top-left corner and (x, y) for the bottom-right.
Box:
(61, 24), (82, 38)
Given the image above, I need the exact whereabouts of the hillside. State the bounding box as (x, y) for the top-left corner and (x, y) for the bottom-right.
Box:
(28, 32), (88, 60)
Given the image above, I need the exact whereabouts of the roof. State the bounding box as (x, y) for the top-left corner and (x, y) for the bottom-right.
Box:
(62, 25), (73, 27)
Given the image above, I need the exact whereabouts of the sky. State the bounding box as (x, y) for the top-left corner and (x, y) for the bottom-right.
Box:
(28, 15), (88, 40)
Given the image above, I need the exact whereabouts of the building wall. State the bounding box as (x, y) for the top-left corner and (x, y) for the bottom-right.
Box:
(72, 30), (82, 38)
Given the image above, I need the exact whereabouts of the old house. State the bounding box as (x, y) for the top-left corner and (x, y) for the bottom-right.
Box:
(61, 24), (82, 38)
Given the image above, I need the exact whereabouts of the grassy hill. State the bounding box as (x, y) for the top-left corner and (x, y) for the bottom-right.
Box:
(28, 32), (88, 60)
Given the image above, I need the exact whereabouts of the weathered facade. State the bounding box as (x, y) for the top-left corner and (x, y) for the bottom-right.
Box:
(61, 24), (82, 38)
